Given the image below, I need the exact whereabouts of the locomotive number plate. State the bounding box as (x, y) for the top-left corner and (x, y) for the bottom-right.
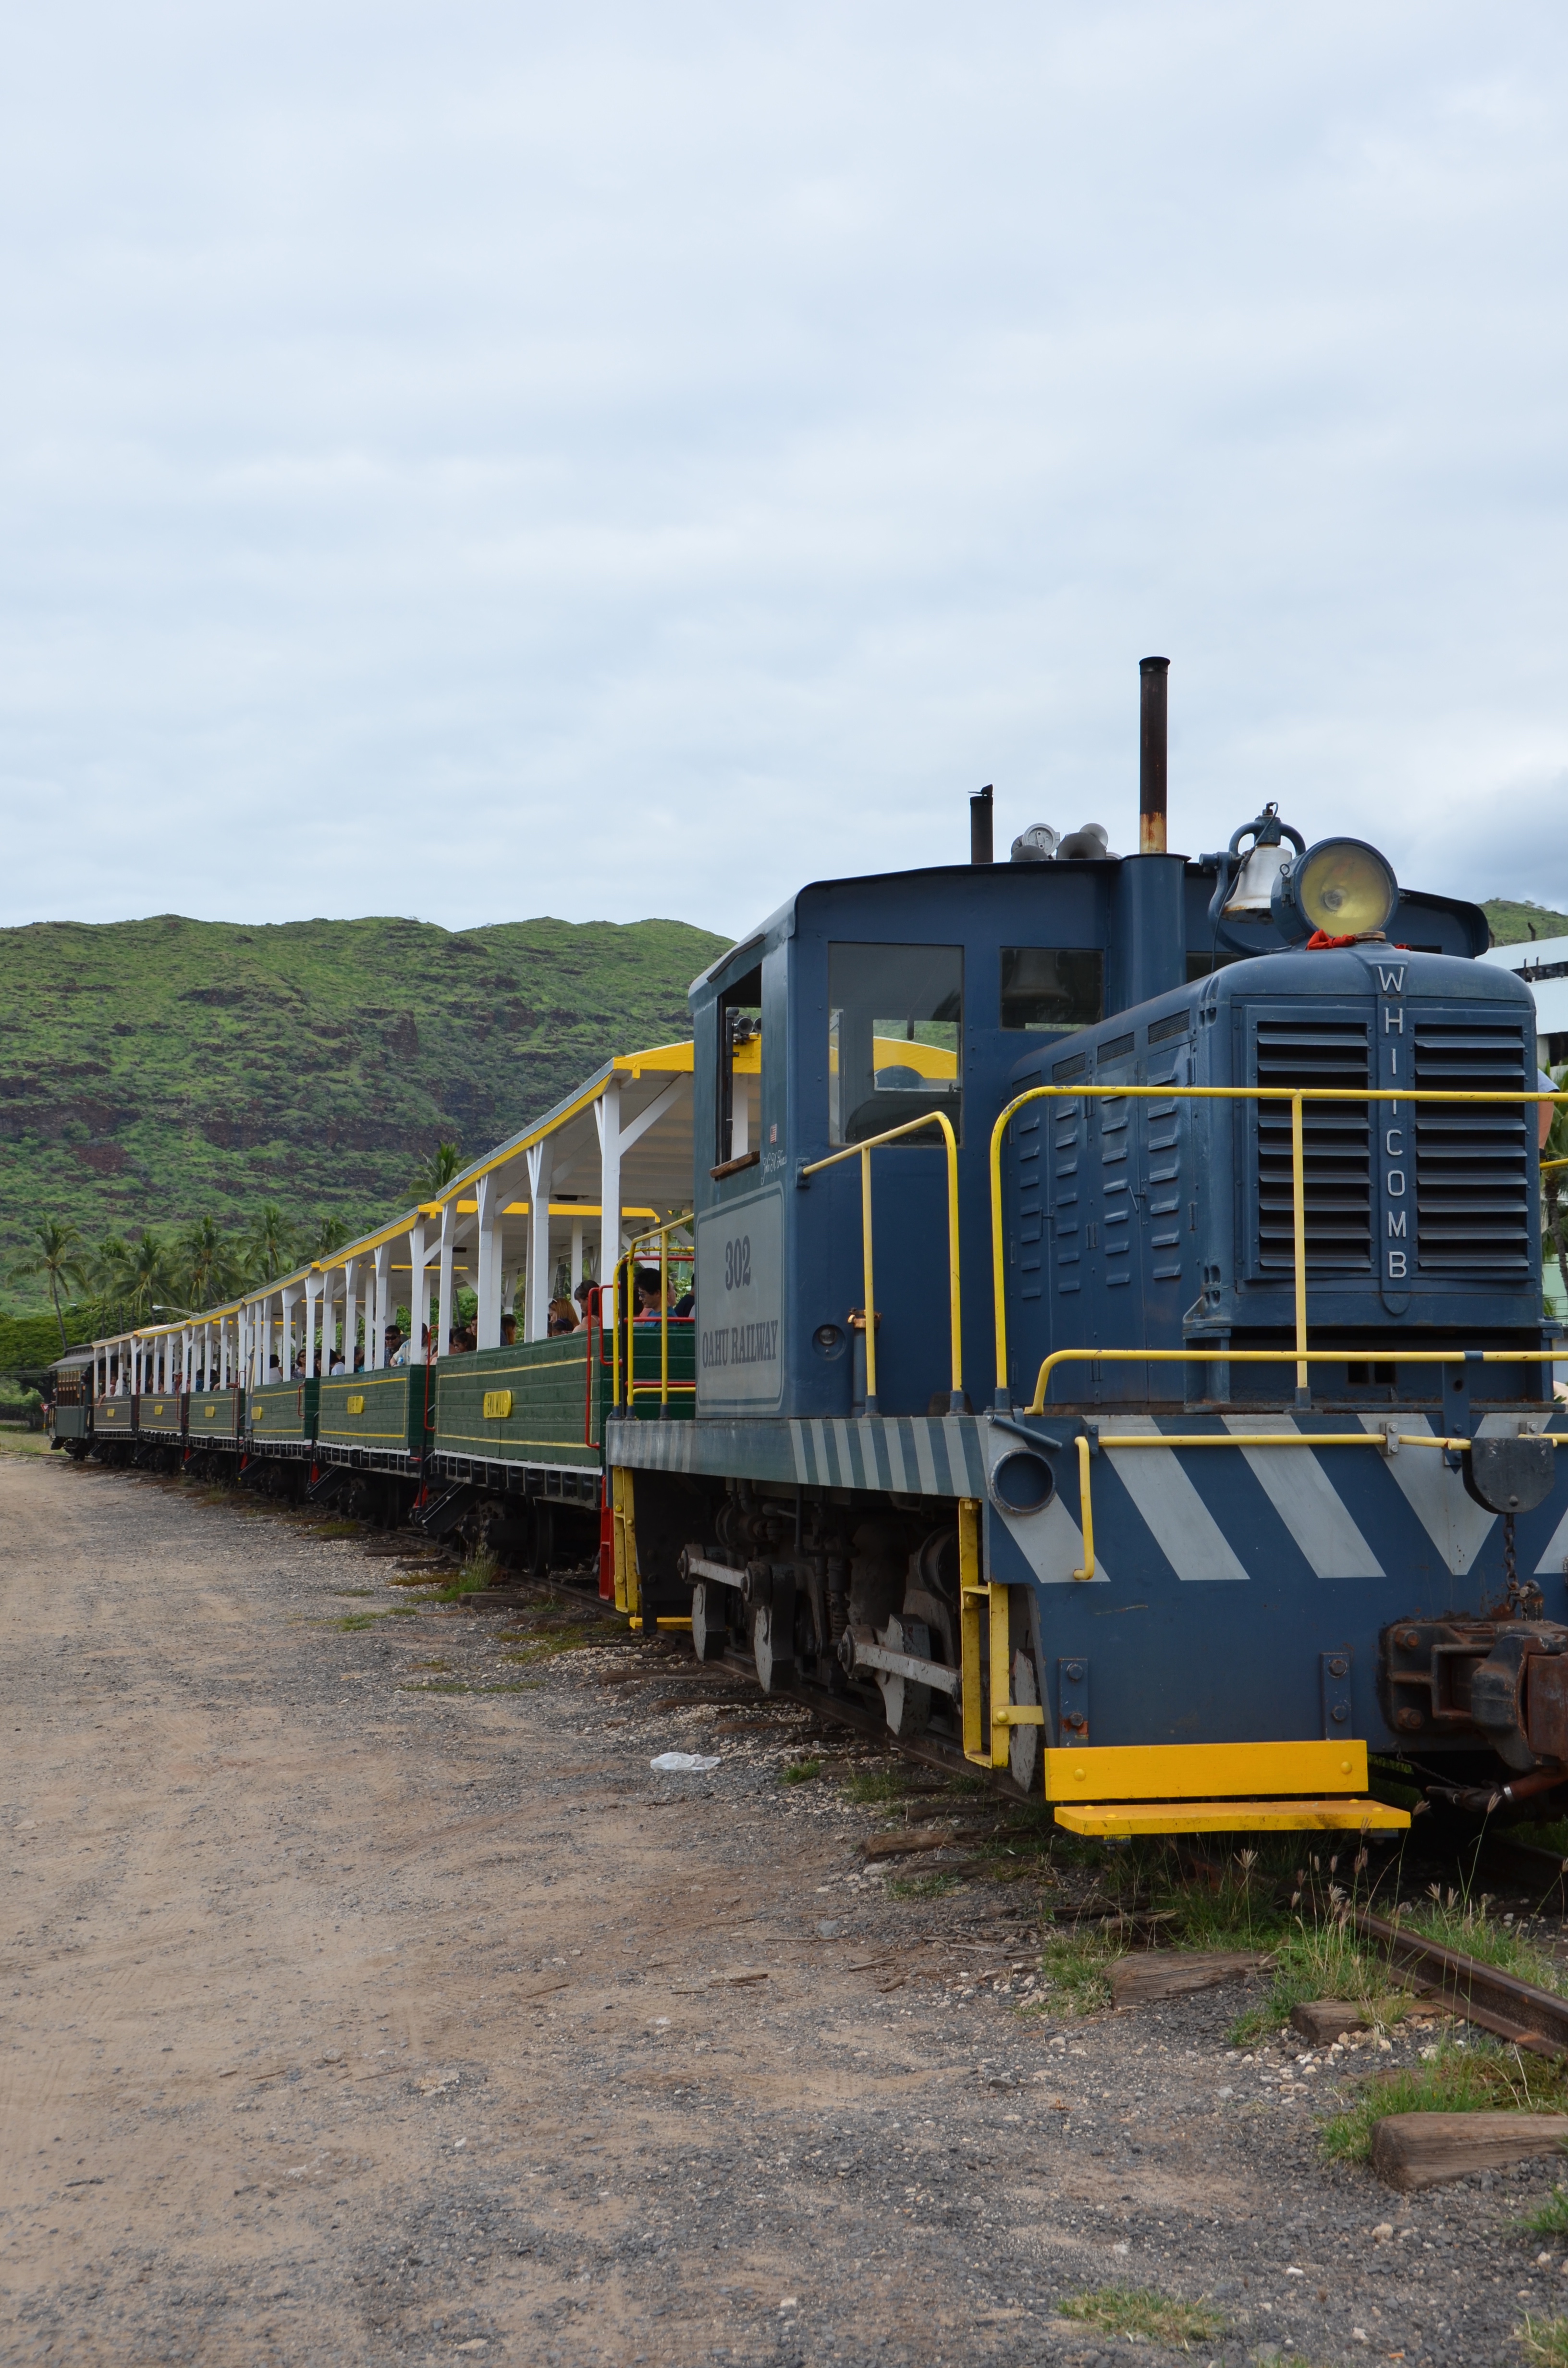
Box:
(482, 1390), (514, 1419)
(346, 1394), (365, 1414)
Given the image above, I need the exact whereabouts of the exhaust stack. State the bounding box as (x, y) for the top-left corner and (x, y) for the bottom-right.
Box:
(1139, 656), (1169, 855)
(970, 783), (994, 865)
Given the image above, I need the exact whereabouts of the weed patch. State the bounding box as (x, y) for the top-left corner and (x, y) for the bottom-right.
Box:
(1519, 2315), (1568, 2364)
(331, 1587), (375, 1598)
(887, 1873), (961, 1900)
(1322, 2038), (1568, 2163)
(1405, 1888), (1568, 1996)
(326, 1612), (380, 1631)
(1038, 1926), (1126, 2017)
(309, 1520), (362, 1540)
(782, 1758), (823, 1785)
(839, 1768), (912, 1805)
(1058, 2284), (1222, 2349)
(498, 1624), (603, 1664)
(1520, 2188), (1568, 2240)
(387, 1605), (423, 1617)
(1228, 1915), (1409, 2047)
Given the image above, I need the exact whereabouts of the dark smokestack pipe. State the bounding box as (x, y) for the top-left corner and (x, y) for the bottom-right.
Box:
(970, 783), (994, 865)
(1139, 656), (1169, 855)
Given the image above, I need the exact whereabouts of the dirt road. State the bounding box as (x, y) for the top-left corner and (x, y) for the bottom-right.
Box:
(0, 1451), (1556, 2366)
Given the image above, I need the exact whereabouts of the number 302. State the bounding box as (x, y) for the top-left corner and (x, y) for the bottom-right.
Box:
(723, 1235), (752, 1290)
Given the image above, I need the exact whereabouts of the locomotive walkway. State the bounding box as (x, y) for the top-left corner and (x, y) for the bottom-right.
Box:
(0, 1447), (1560, 2366)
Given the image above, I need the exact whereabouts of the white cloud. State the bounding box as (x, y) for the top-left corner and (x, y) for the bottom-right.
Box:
(2, 0), (1567, 933)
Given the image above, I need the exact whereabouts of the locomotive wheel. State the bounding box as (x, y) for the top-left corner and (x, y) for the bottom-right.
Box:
(752, 1601), (793, 1693)
(1009, 1650), (1040, 1793)
(690, 1581), (727, 1661)
(876, 1613), (932, 1741)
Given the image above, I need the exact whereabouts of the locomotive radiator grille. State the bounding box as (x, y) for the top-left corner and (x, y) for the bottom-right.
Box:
(1254, 1019), (1372, 1271)
(1413, 1022), (1531, 1274)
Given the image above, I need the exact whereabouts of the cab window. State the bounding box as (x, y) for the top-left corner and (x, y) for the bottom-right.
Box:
(1000, 947), (1104, 1030)
(828, 943), (962, 1146)
(715, 966), (762, 1170)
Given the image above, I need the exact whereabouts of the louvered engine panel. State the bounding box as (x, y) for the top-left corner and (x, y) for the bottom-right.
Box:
(1254, 1019), (1372, 1272)
(1413, 1021), (1531, 1274)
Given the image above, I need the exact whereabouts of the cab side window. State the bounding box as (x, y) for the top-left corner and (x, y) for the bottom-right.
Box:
(828, 943), (963, 1146)
(1000, 948), (1104, 1030)
(715, 966), (762, 1172)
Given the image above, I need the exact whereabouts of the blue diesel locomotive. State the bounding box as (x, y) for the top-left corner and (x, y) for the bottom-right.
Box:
(63, 660), (1568, 1836)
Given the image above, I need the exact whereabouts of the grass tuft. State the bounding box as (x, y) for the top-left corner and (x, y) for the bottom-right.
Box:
(886, 1873), (961, 1900)
(1519, 2315), (1568, 2364)
(1322, 2037), (1568, 2163)
(309, 1520), (363, 1539)
(782, 1758), (823, 1785)
(498, 1624), (604, 1664)
(1404, 1888), (1568, 1996)
(1228, 1914), (1409, 2047)
(1038, 1926), (1127, 2017)
(840, 1768), (917, 1805)
(397, 1679), (471, 1694)
(1521, 2188), (1568, 2239)
(1058, 2284), (1222, 2349)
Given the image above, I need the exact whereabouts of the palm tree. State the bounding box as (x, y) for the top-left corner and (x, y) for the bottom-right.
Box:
(88, 1234), (133, 1332)
(11, 1218), (90, 1351)
(410, 1141), (463, 1201)
(302, 1213), (355, 1260)
(176, 1215), (245, 1313)
(243, 1203), (294, 1285)
(122, 1231), (176, 1326)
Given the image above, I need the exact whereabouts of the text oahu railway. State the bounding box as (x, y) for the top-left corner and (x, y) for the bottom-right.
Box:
(49, 662), (1568, 1839)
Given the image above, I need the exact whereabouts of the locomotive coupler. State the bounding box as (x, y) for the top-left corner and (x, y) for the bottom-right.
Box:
(1382, 1616), (1568, 1778)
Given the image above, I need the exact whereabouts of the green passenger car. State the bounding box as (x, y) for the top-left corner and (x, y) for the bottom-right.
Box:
(94, 1395), (136, 1441)
(247, 1377), (318, 1454)
(139, 1391), (185, 1442)
(318, 1368), (432, 1463)
(189, 1388), (245, 1445)
(432, 1324), (695, 1474)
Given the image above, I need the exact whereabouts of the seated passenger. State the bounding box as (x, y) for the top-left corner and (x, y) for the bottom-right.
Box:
(500, 1314), (517, 1345)
(547, 1296), (579, 1335)
(633, 1268), (666, 1322)
(673, 1289), (695, 1319)
(386, 1326), (406, 1365)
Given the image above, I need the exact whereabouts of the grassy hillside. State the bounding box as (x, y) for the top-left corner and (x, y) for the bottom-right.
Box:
(1483, 899), (1568, 946)
(0, 913), (730, 1301)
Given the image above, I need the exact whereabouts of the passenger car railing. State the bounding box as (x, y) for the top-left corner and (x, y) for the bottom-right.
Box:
(611, 1213), (695, 1411)
(797, 1110), (963, 1414)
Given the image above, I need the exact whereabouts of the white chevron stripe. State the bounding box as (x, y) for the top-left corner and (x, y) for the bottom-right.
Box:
(993, 1494), (1109, 1587)
(1357, 1411), (1496, 1576)
(1221, 1415), (1384, 1579)
(1097, 1416), (1249, 1582)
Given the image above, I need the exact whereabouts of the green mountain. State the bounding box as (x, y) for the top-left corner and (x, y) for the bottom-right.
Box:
(0, 913), (730, 1307)
(1483, 899), (1568, 946)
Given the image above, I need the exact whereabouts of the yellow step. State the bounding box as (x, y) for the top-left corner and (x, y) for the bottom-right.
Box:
(1054, 1794), (1412, 1838)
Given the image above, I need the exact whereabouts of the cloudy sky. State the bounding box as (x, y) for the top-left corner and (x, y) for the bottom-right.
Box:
(3, 2), (1566, 941)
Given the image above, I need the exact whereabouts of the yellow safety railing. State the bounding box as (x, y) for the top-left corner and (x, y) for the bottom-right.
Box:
(989, 1083), (1568, 1408)
(611, 1213), (695, 1411)
(798, 1110), (962, 1413)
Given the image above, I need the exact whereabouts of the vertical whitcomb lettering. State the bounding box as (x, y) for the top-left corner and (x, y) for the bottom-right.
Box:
(1376, 966), (1407, 995)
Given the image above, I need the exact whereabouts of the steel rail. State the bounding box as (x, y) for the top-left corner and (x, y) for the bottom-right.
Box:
(1350, 1904), (1568, 2057)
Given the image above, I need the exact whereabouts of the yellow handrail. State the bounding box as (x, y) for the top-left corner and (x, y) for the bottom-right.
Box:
(1027, 1342), (1565, 1415)
(1072, 1436), (1095, 1580)
(799, 1111), (961, 1412)
(612, 1213), (695, 1410)
(989, 1083), (1568, 1407)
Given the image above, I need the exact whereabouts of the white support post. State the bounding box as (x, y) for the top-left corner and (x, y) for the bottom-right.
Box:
(437, 1207), (455, 1358)
(372, 1243), (391, 1369)
(408, 1221), (428, 1364)
(526, 1140), (553, 1344)
(321, 1273), (337, 1372)
(475, 1174), (502, 1351)
(282, 1285), (300, 1379)
(597, 1079), (622, 1333)
(502, 1264), (517, 1318)
(570, 1220), (584, 1295)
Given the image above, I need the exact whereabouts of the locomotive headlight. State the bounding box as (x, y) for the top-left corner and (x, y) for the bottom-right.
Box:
(1272, 837), (1398, 941)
